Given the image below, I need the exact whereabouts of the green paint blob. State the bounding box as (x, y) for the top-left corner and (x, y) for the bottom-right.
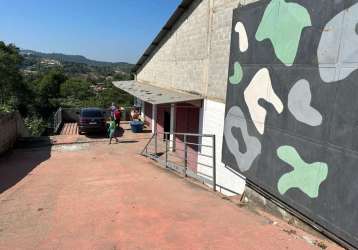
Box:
(277, 145), (328, 198)
(229, 62), (243, 85)
(255, 0), (311, 66)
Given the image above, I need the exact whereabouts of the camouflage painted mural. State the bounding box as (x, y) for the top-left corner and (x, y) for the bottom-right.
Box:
(222, 0), (358, 247)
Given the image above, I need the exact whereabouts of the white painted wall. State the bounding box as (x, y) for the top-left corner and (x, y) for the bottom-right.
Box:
(197, 99), (246, 195)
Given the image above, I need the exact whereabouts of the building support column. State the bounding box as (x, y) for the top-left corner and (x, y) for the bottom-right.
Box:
(198, 100), (204, 152)
(170, 103), (176, 152)
(152, 104), (157, 133)
(152, 104), (157, 154)
(141, 100), (145, 119)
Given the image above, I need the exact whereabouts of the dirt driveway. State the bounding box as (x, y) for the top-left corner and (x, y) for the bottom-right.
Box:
(0, 129), (341, 250)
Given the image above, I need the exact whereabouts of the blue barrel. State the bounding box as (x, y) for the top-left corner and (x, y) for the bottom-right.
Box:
(130, 121), (144, 133)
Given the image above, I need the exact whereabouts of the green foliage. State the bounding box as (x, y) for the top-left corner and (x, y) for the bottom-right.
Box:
(0, 103), (15, 113)
(24, 116), (47, 136)
(62, 62), (91, 75)
(37, 69), (67, 99)
(21, 49), (134, 73)
(0, 41), (134, 136)
(96, 87), (133, 108)
(60, 78), (93, 100)
(32, 69), (67, 119)
(0, 42), (26, 106)
(113, 73), (133, 81)
(56, 85), (133, 109)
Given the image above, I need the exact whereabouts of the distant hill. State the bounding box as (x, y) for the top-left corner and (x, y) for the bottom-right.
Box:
(20, 49), (134, 72)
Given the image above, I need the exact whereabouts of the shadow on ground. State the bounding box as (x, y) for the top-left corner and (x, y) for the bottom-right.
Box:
(0, 137), (52, 194)
(135, 130), (152, 134)
(84, 127), (125, 139)
(118, 140), (138, 144)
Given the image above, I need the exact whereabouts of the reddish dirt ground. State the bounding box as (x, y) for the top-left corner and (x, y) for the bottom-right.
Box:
(0, 125), (341, 250)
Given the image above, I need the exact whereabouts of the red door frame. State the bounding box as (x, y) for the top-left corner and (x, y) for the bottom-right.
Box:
(175, 103), (201, 171)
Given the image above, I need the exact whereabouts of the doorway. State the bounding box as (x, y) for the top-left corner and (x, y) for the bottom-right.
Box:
(164, 111), (171, 141)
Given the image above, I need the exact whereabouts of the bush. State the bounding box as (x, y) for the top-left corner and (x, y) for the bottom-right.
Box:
(24, 116), (47, 136)
(0, 103), (15, 113)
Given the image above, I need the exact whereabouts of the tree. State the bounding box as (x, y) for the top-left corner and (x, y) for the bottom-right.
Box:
(0, 42), (27, 110)
(0, 40), (134, 136)
(37, 69), (67, 99)
(60, 78), (93, 100)
(34, 69), (67, 118)
(97, 87), (133, 108)
(113, 72), (133, 81)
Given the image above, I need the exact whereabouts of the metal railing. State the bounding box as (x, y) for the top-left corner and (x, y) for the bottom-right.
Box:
(53, 107), (63, 134)
(52, 106), (136, 135)
(141, 131), (217, 191)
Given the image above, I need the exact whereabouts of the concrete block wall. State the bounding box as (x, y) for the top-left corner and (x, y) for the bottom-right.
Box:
(0, 112), (20, 155)
(137, 0), (209, 95)
(135, 0), (260, 195)
(207, 0), (241, 101)
(206, 0), (258, 101)
(136, 0), (258, 103)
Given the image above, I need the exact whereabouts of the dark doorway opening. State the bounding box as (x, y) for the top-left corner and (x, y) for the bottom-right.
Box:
(164, 111), (171, 141)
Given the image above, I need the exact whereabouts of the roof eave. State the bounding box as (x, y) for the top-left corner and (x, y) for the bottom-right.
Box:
(112, 80), (203, 105)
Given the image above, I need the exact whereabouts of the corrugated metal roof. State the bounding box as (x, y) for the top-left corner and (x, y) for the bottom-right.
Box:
(113, 80), (203, 105)
(131, 0), (196, 74)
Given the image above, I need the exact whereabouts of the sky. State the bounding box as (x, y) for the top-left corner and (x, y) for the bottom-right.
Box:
(0, 0), (181, 63)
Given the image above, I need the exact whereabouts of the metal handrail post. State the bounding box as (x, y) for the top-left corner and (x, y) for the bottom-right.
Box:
(59, 107), (62, 133)
(53, 111), (56, 133)
(212, 134), (216, 191)
(154, 132), (158, 156)
(140, 132), (155, 155)
(184, 134), (188, 177)
(165, 137), (168, 168)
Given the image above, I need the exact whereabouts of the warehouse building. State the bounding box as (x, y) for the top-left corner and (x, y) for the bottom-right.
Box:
(114, 0), (250, 195)
(114, 0), (358, 247)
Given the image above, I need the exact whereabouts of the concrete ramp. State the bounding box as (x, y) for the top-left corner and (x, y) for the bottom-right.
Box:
(60, 123), (78, 135)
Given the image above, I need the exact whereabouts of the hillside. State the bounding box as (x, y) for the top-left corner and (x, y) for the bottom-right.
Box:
(20, 49), (134, 73)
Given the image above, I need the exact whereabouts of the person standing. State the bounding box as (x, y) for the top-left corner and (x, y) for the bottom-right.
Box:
(110, 102), (116, 118)
(108, 117), (119, 144)
(130, 106), (140, 120)
(114, 108), (121, 127)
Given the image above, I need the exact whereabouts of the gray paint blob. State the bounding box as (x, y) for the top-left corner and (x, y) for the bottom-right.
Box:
(318, 3), (358, 83)
(224, 106), (261, 172)
(288, 79), (323, 126)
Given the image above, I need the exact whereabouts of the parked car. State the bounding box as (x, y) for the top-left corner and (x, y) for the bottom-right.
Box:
(78, 108), (107, 134)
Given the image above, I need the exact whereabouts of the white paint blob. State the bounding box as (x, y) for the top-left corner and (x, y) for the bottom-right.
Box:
(244, 68), (283, 134)
(235, 21), (249, 52)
